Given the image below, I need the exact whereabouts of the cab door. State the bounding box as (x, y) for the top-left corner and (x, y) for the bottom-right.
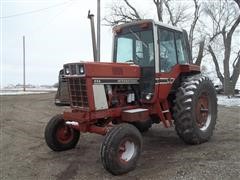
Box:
(157, 27), (189, 100)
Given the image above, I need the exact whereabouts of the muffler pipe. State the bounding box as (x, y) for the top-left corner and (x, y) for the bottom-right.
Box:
(88, 10), (97, 61)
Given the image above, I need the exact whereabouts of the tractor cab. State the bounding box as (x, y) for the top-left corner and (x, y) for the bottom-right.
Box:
(113, 19), (192, 100)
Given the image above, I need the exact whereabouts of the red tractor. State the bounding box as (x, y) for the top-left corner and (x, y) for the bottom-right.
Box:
(45, 20), (217, 175)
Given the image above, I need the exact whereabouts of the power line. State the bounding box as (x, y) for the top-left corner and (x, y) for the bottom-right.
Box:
(29, 1), (74, 35)
(0, 1), (71, 19)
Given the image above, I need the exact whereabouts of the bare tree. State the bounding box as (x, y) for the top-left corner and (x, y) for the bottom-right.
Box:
(123, 0), (141, 19)
(163, 0), (190, 26)
(205, 0), (240, 95)
(194, 37), (205, 65)
(153, 0), (164, 22)
(187, 0), (205, 66)
(103, 0), (142, 26)
(189, 0), (200, 51)
(104, 0), (191, 27)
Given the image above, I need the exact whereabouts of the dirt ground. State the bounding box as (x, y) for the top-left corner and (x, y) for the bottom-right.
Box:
(0, 92), (239, 180)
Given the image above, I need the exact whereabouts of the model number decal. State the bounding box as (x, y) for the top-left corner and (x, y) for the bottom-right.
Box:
(93, 78), (139, 84)
(155, 78), (175, 84)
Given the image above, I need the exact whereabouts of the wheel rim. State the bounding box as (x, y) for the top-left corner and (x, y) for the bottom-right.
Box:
(56, 123), (74, 144)
(196, 92), (211, 131)
(118, 140), (136, 162)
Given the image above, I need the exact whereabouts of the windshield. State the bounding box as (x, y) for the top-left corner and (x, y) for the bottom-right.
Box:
(114, 29), (155, 67)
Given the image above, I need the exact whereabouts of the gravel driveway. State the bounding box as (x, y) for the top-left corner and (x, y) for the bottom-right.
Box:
(0, 93), (239, 180)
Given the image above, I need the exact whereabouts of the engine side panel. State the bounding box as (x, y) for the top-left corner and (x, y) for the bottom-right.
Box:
(93, 84), (108, 110)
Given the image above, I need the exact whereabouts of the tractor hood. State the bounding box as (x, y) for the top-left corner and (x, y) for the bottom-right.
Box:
(63, 62), (140, 78)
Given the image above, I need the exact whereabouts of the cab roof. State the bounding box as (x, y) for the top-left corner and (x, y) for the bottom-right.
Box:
(113, 19), (183, 33)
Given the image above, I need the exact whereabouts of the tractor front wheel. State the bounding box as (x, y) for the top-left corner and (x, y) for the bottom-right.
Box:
(100, 123), (142, 175)
(173, 75), (217, 145)
(44, 114), (80, 151)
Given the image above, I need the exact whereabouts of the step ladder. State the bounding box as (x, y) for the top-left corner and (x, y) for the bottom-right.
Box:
(157, 100), (173, 128)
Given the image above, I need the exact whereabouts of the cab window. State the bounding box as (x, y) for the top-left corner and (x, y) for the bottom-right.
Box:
(116, 38), (133, 62)
(158, 28), (177, 72)
(175, 32), (188, 64)
(114, 29), (155, 67)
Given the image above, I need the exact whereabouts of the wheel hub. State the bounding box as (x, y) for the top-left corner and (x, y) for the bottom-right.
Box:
(119, 140), (136, 162)
(56, 124), (74, 144)
(196, 93), (211, 131)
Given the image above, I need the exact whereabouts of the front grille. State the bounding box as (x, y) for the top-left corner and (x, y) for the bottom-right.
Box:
(68, 78), (88, 108)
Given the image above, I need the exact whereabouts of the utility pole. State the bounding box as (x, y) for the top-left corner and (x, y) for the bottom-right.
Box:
(23, 36), (26, 91)
(97, 0), (100, 62)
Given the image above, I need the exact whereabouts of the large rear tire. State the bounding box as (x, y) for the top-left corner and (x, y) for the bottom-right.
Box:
(45, 114), (80, 151)
(100, 123), (142, 175)
(173, 75), (217, 145)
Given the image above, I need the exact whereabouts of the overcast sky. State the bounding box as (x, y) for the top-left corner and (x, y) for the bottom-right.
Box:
(1, 0), (122, 87)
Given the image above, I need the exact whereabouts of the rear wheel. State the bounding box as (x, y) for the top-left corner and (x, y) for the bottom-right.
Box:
(100, 123), (142, 175)
(45, 114), (80, 151)
(173, 75), (217, 144)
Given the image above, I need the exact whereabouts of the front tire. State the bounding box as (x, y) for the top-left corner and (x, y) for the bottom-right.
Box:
(45, 114), (80, 151)
(100, 123), (142, 175)
(173, 75), (217, 145)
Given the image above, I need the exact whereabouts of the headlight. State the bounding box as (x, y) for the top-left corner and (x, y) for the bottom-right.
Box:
(64, 64), (85, 76)
(145, 93), (152, 100)
(65, 66), (70, 75)
(78, 65), (85, 75)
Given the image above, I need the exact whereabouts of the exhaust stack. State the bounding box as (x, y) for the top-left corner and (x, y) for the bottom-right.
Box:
(88, 10), (97, 61)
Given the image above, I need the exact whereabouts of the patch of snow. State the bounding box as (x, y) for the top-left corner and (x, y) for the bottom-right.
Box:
(0, 91), (50, 96)
(1, 87), (57, 91)
(0, 88), (57, 96)
(217, 95), (240, 107)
